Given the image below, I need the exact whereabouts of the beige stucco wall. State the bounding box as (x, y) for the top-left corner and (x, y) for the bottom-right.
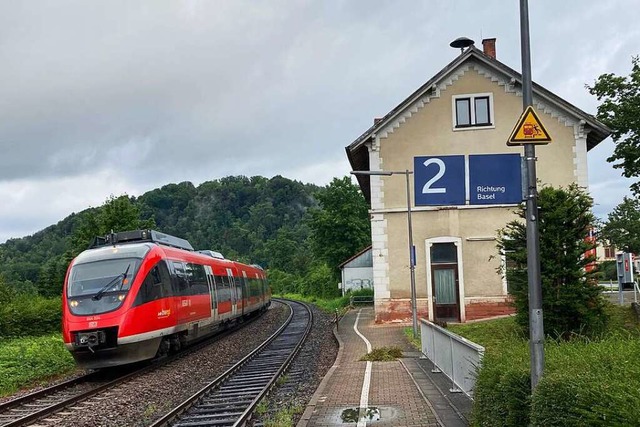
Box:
(374, 64), (581, 308)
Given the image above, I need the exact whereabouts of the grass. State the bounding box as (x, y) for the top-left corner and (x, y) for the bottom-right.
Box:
(0, 333), (77, 397)
(278, 293), (351, 315)
(447, 316), (524, 353)
(403, 327), (421, 350)
(264, 404), (304, 427)
(452, 304), (640, 426)
(447, 304), (640, 355)
(360, 346), (403, 361)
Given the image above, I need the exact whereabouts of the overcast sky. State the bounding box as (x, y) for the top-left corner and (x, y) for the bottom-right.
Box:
(1, 0), (638, 243)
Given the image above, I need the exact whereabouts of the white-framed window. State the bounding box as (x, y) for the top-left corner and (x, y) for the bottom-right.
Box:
(452, 93), (494, 130)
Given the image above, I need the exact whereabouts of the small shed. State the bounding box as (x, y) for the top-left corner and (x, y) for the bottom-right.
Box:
(339, 246), (373, 295)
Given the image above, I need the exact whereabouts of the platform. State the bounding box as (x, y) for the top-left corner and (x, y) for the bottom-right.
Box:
(297, 307), (471, 427)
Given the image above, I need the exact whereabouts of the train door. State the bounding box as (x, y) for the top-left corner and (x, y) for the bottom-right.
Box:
(242, 271), (248, 315)
(170, 261), (191, 324)
(227, 268), (237, 317)
(204, 265), (218, 322)
(257, 273), (264, 306)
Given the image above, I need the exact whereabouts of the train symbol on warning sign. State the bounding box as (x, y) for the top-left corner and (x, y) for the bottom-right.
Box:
(507, 106), (552, 146)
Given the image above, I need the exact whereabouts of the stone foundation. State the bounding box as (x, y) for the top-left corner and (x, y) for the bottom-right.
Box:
(374, 299), (429, 324)
(373, 298), (514, 323)
(465, 300), (515, 321)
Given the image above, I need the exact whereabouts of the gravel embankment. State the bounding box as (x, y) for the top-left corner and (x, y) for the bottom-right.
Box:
(254, 304), (338, 426)
(11, 301), (338, 427)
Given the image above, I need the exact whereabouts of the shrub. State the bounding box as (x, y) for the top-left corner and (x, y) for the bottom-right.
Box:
(498, 184), (609, 339)
(349, 288), (374, 297)
(462, 308), (640, 426)
(471, 342), (531, 427)
(530, 335), (640, 426)
(0, 295), (62, 337)
(0, 334), (75, 396)
(266, 268), (298, 295)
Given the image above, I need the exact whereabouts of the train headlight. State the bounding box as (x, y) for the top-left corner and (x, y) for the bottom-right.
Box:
(118, 295), (125, 302)
(70, 300), (79, 307)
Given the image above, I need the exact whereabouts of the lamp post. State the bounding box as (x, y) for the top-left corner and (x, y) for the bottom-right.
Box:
(351, 170), (418, 338)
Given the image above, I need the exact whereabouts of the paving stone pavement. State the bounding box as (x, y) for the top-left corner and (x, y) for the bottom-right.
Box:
(298, 307), (470, 427)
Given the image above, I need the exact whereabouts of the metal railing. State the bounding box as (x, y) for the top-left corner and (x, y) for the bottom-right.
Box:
(420, 318), (485, 398)
(349, 295), (374, 305)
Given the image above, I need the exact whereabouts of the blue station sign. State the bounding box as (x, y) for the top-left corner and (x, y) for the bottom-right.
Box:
(469, 154), (522, 205)
(414, 153), (522, 206)
(414, 155), (465, 206)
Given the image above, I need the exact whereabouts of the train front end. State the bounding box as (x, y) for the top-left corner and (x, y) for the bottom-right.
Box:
(62, 242), (161, 369)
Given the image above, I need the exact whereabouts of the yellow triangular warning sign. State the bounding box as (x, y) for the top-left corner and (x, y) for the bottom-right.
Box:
(507, 106), (552, 146)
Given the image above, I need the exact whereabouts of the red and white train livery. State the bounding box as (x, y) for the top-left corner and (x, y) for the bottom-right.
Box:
(62, 230), (271, 369)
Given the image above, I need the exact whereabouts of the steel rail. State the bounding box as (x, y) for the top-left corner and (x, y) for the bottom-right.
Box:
(0, 307), (269, 427)
(150, 299), (312, 427)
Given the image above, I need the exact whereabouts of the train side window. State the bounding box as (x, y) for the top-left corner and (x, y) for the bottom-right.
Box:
(134, 264), (164, 306)
(210, 274), (218, 309)
(215, 275), (230, 302)
(171, 261), (189, 296)
(157, 261), (173, 297)
(187, 263), (208, 295)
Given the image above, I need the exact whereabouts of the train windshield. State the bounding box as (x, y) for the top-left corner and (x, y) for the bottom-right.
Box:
(67, 258), (141, 315)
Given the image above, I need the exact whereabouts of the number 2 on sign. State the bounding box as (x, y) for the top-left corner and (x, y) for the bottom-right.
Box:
(422, 158), (446, 194)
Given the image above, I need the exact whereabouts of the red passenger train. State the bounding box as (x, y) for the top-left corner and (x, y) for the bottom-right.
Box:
(62, 230), (271, 369)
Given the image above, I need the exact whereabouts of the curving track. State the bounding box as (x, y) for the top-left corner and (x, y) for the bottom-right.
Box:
(150, 299), (312, 427)
(0, 307), (272, 427)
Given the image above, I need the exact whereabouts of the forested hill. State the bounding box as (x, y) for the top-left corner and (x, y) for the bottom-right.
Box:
(0, 175), (371, 298)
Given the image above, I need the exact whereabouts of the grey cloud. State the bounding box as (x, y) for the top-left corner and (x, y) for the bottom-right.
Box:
(0, 0), (637, 241)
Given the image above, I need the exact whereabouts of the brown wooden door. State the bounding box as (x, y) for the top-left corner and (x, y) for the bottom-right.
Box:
(431, 263), (460, 322)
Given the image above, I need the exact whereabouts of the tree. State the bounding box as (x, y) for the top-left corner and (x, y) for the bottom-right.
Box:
(0, 275), (15, 304)
(307, 177), (371, 281)
(602, 196), (640, 254)
(71, 194), (155, 255)
(497, 184), (608, 339)
(588, 56), (640, 194)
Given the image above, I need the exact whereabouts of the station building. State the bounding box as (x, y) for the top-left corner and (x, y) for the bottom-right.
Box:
(346, 39), (610, 323)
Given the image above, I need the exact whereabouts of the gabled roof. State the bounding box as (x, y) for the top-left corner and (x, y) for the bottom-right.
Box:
(345, 46), (611, 202)
(338, 245), (372, 269)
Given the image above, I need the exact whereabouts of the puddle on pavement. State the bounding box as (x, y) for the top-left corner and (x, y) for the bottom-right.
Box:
(341, 407), (381, 423)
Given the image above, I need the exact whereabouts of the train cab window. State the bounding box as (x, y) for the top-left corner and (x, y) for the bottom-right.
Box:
(134, 261), (172, 306)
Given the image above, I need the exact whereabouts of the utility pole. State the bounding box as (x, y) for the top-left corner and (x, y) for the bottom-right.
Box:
(520, 0), (545, 390)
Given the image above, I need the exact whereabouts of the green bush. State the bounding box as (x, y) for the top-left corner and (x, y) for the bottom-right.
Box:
(463, 309), (640, 426)
(0, 295), (62, 337)
(0, 334), (75, 396)
(281, 293), (350, 314)
(348, 288), (374, 297)
(498, 184), (609, 339)
(471, 342), (531, 427)
(531, 335), (640, 426)
(267, 268), (298, 295)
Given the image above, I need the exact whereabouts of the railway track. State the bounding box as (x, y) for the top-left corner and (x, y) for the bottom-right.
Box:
(0, 306), (272, 427)
(150, 299), (312, 427)
(0, 369), (136, 427)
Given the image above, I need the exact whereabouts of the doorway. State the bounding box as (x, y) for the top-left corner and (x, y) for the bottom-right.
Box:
(430, 242), (460, 322)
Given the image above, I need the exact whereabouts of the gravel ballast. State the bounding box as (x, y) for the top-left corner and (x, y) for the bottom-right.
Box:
(11, 301), (338, 427)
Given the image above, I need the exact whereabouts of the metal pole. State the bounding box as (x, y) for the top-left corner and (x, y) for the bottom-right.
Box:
(406, 170), (418, 338)
(520, 0), (544, 390)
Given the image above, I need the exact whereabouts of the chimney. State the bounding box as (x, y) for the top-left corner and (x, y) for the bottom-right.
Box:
(482, 38), (496, 59)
